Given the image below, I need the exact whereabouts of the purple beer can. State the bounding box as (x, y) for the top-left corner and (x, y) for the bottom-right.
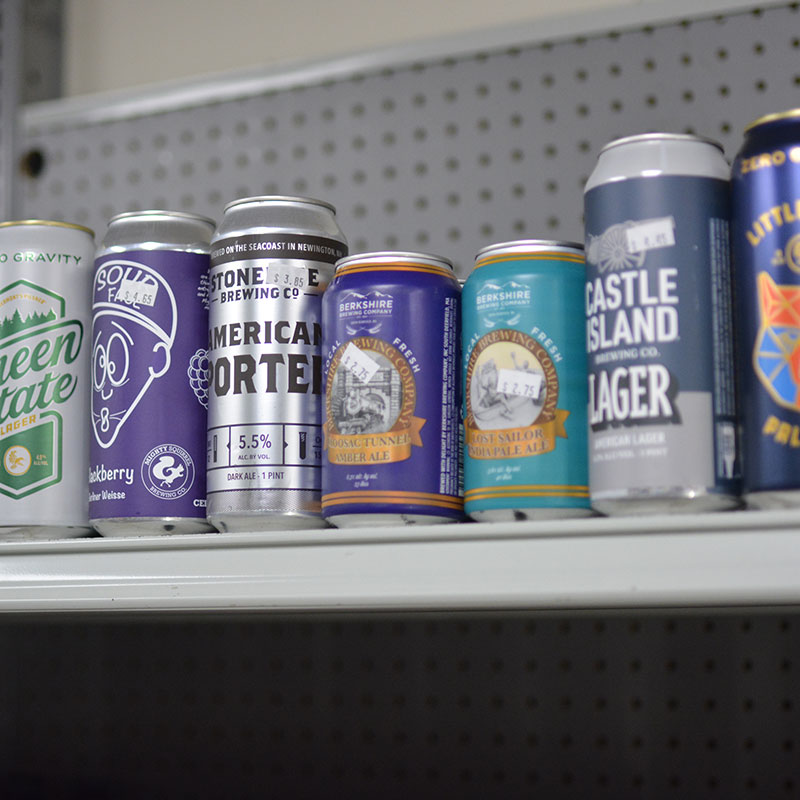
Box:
(89, 211), (216, 535)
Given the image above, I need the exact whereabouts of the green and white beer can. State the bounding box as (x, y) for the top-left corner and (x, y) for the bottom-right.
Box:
(0, 220), (94, 539)
(462, 240), (592, 520)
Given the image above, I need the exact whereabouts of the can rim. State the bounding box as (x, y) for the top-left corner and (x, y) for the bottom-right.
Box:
(107, 209), (216, 228)
(476, 239), (584, 260)
(223, 195), (336, 215)
(335, 250), (453, 272)
(744, 108), (800, 133)
(0, 219), (95, 236)
(600, 132), (724, 155)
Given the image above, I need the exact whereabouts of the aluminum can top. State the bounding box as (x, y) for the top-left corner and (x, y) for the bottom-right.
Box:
(215, 195), (344, 245)
(0, 219), (94, 237)
(586, 132), (728, 192)
(334, 250), (453, 274)
(99, 210), (214, 254)
(474, 239), (583, 264)
(744, 107), (800, 134)
(222, 195), (336, 216)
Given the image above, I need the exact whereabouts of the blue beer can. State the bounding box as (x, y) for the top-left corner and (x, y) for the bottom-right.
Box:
(731, 109), (800, 507)
(585, 133), (740, 514)
(462, 240), (591, 520)
(321, 251), (462, 526)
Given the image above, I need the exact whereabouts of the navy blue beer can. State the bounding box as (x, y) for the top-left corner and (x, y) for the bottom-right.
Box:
(585, 133), (740, 514)
(321, 251), (462, 526)
(731, 109), (800, 507)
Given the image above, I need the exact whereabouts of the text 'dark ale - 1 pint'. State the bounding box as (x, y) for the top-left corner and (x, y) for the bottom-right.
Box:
(207, 196), (347, 531)
(731, 109), (800, 507)
(321, 251), (462, 526)
(583, 133), (740, 514)
(0, 220), (94, 539)
(89, 210), (216, 536)
(462, 240), (591, 520)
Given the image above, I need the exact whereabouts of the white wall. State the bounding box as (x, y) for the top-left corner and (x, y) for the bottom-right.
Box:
(64, 0), (634, 96)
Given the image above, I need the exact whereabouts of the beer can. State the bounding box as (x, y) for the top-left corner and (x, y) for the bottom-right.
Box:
(89, 210), (216, 536)
(0, 220), (94, 540)
(321, 251), (462, 526)
(462, 240), (591, 521)
(207, 196), (347, 531)
(584, 133), (740, 514)
(731, 109), (800, 507)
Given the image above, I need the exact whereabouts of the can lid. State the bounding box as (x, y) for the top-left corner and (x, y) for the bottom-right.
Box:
(600, 132), (724, 155)
(0, 219), (94, 236)
(223, 195), (336, 216)
(476, 239), (584, 261)
(107, 209), (215, 228)
(744, 107), (800, 133)
(335, 250), (454, 273)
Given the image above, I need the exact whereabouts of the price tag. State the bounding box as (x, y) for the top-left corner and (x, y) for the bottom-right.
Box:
(341, 343), (380, 383)
(625, 217), (675, 254)
(267, 263), (307, 289)
(118, 278), (158, 307)
(496, 368), (543, 400)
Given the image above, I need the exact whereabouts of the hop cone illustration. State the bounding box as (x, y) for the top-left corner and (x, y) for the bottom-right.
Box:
(188, 349), (210, 408)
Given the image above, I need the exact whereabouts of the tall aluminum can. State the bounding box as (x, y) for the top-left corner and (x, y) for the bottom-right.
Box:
(584, 133), (739, 514)
(90, 210), (216, 536)
(731, 109), (800, 507)
(462, 241), (591, 521)
(321, 251), (462, 526)
(207, 196), (347, 531)
(0, 220), (94, 539)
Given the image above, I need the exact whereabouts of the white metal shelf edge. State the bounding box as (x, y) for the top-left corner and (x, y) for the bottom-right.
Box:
(0, 511), (798, 612)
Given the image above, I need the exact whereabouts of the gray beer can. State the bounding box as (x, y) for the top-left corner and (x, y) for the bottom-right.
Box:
(207, 196), (348, 531)
(90, 210), (216, 536)
(584, 133), (740, 514)
(0, 220), (95, 540)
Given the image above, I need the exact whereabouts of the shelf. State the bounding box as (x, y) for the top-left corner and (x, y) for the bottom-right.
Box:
(0, 509), (799, 614)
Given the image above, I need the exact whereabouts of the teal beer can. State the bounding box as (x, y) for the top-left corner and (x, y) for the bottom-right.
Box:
(462, 240), (591, 520)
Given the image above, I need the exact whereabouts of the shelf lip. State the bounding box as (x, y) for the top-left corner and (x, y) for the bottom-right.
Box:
(0, 510), (798, 614)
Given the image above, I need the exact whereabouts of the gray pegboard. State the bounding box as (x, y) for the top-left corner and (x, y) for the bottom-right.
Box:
(1, 612), (799, 799)
(0, 0), (21, 218)
(19, 2), (800, 276)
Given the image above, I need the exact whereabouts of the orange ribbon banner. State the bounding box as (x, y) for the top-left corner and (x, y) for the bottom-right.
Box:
(465, 409), (569, 460)
(326, 416), (426, 465)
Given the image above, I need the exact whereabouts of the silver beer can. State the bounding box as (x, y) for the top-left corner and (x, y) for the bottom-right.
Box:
(207, 196), (348, 531)
(584, 133), (740, 514)
(90, 210), (216, 536)
(0, 220), (94, 539)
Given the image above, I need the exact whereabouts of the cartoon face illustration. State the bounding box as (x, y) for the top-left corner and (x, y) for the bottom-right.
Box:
(91, 260), (177, 448)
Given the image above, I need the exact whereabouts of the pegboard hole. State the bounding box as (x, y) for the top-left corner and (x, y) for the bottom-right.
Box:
(20, 149), (46, 178)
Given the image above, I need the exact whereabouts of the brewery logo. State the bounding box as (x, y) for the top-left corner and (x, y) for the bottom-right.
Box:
(475, 280), (530, 327)
(141, 442), (195, 500)
(465, 328), (568, 459)
(336, 290), (394, 336)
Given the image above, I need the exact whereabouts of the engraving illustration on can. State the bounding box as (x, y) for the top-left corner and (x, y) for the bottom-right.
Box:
(462, 242), (590, 520)
(206, 196), (347, 531)
(731, 109), (800, 505)
(584, 133), (739, 514)
(321, 252), (462, 526)
(89, 212), (215, 535)
(0, 220), (94, 538)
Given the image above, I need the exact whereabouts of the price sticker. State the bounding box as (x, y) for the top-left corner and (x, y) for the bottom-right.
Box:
(267, 263), (307, 289)
(118, 278), (158, 307)
(341, 343), (380, 384)
(496, 368), (544, 400)
(625, 217), (675, 254)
